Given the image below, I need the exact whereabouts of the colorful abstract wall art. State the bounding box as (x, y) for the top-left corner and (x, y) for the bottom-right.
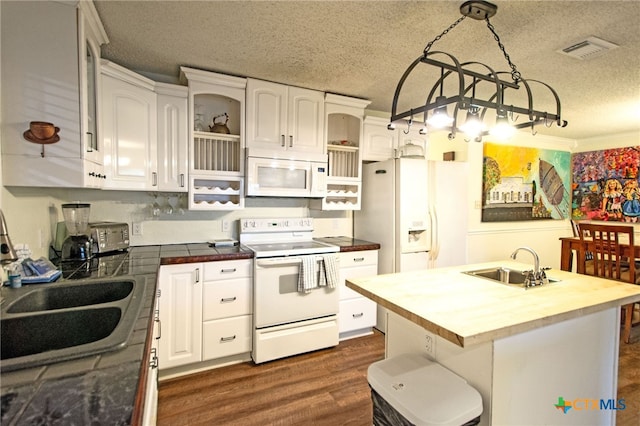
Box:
(482, 142), (571, 222)
(571, 146), (640, 222)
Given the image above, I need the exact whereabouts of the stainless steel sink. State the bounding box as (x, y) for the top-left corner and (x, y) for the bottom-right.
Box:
(463, 267), (560, 288)
(0, 277), (146, 372)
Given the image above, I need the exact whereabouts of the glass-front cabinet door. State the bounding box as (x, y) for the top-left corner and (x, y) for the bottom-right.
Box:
(78, 6), (105, 167)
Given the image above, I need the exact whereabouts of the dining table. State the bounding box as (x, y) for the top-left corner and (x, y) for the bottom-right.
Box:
(559, 236), (640, 273)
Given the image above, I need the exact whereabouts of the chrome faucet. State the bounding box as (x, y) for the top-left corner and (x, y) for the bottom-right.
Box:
(510, 247), (549, 288)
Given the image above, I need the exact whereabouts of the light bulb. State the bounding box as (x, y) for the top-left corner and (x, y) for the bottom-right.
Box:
(490, 115), (516, 140)
(459, 107), (484, 138)
(426, 96), (454, 128)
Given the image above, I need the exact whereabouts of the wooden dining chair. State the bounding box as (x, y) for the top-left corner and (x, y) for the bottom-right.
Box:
(577, 223), (639, 343)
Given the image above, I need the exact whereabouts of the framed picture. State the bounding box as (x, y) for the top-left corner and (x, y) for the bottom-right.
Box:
(482, 142), (571, 222)
(571, 147), (640, 222)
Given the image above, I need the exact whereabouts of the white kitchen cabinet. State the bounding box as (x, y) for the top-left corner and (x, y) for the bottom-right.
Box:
(362, 116), (399, 162)
(1, 0), (108, 188)
(246, 78), (325, 154)
(156, 83), (189, 192)
(338, 250), (378, 340)
(362, 116), (428, 162)
(142, 290), (161, 426)
(157, 263), (203, 369)
(158, 259), (252, 374)
(311, 94), (370, 211)
(101, 60), (158, 190)
(202, 259), (253, 361)
(180, 67), (247, 210)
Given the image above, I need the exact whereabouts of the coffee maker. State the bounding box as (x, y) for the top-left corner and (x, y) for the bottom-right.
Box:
(61, 203), (93, 261)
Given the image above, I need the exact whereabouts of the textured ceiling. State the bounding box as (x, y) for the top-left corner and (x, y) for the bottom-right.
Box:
(94, 1), (640, 141)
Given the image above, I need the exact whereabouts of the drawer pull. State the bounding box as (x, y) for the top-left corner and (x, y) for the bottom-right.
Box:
(353, 257), (365, 262)
(220, 335), (236, 343)
(220, 296), (237, 303)
(220, 268), (237, 273)
(352, 312), (364, 318)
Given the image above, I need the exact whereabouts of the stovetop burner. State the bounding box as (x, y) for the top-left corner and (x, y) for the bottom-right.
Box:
(239, 218), (339, 258)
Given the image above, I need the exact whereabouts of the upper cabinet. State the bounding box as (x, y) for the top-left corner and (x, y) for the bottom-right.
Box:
(311, 94), (370, 211)
(156, 83), (189, 192)
(180, 67), (247, 210)
(246, 79), (324, 155)
(362, 116), (427, 162)
(101, 60), (158, 191)
(1, 0), (108, 188)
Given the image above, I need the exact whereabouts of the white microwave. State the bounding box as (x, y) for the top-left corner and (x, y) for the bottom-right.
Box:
(246, 149), (327, 198)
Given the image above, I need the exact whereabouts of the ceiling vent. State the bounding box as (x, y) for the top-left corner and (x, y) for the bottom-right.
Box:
(558, 36), (619, 60)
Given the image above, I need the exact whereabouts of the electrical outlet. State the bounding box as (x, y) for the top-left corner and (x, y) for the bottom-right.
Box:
(424, 333), (436, 359)
(132, 222), (143, 236)
(222, 220), (230, 232)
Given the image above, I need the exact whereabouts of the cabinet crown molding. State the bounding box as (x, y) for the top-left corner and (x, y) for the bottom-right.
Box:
(101, 59), (156, 91)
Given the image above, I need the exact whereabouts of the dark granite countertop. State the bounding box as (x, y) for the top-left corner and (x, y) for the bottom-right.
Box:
(0, 243), (253, 425)
(0, 239), (373, 424)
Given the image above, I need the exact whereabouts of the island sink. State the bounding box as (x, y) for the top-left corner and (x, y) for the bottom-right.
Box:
(463, 266), (559, 288)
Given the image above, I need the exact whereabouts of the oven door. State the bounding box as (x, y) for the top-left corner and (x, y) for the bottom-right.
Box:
(254, 254), (340, 328)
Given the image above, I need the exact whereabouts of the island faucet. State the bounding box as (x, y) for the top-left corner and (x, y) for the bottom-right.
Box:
(510, 247), (548, 287)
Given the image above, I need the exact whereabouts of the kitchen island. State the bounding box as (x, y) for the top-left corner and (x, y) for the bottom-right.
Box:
(346, 260), (640, 426)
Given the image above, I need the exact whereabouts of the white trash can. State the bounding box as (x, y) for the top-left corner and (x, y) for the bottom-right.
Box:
(368, 353), (482, 426)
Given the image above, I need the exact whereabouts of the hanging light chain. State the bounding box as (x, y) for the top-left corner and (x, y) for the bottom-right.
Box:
(423, 15), (467, 56)
(485, 17), (522, 83)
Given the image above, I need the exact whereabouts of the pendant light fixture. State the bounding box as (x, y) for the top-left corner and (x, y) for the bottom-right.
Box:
(388, 0), (568, 142)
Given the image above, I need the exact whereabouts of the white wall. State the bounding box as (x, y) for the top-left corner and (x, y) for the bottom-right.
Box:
(0, 185), (352, 259)
(426, 129), (640, 270)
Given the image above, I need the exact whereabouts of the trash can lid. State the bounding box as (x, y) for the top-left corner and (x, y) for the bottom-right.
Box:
(368, 353), (483, 426)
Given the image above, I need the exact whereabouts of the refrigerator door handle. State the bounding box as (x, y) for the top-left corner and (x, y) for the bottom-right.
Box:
(429, 208), (439, 263)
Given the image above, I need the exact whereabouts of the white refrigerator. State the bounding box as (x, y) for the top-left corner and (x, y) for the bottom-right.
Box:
(354, 158), (469, 331)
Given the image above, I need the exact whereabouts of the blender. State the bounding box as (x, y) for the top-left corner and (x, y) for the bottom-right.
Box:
(61, 203), (93, 260)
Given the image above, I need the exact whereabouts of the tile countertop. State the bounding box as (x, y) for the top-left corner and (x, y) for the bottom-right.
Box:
(0, 243), (253, 426)
(0, 239), (375, 425)
(315, 237), (380, 252)
(346, 260), (640, 348)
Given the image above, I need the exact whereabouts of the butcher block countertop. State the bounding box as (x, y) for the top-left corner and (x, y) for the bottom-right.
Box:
(346, 260), (640, 348)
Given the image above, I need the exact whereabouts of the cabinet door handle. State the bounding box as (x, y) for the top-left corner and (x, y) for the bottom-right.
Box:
(220, 296), (237, 303)
(152, 172), (158, 186)
(195, 268), (200, 283)
(353, 257), (365, 262)
(289, 135), (293, 147)
(154, 309), (161, 340)
(180, 173), (185, 188)
(281, 134), (285, 147)
(220, 268), (237, 273)
(220, 335), (236, 343)
(352, 312), (364, 318)
(150, 347), (158, 369)
(86, 132), (93, 152)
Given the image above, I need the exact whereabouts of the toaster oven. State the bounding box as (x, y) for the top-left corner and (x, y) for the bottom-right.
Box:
(89, 222), (129, 254)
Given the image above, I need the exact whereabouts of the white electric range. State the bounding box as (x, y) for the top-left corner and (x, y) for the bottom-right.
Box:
(240, 218), (340, 363)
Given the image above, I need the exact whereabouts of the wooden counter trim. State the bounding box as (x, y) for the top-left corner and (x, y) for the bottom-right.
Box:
(346, 261), (640, 348)
(160, 252), (253, 265)
(338, 243), (381, 252)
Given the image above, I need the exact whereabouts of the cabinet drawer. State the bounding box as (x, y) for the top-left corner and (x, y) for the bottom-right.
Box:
(202, 315), (252, 360)
(203, 260), (251, 281)
(338, 298), (376, 333)
(339, 250), (378, 268)
(203, 279), (252, 320)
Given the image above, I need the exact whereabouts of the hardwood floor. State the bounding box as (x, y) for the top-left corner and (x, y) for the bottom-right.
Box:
(157, 331), (385, 426)
(158, 327), (640, 426)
